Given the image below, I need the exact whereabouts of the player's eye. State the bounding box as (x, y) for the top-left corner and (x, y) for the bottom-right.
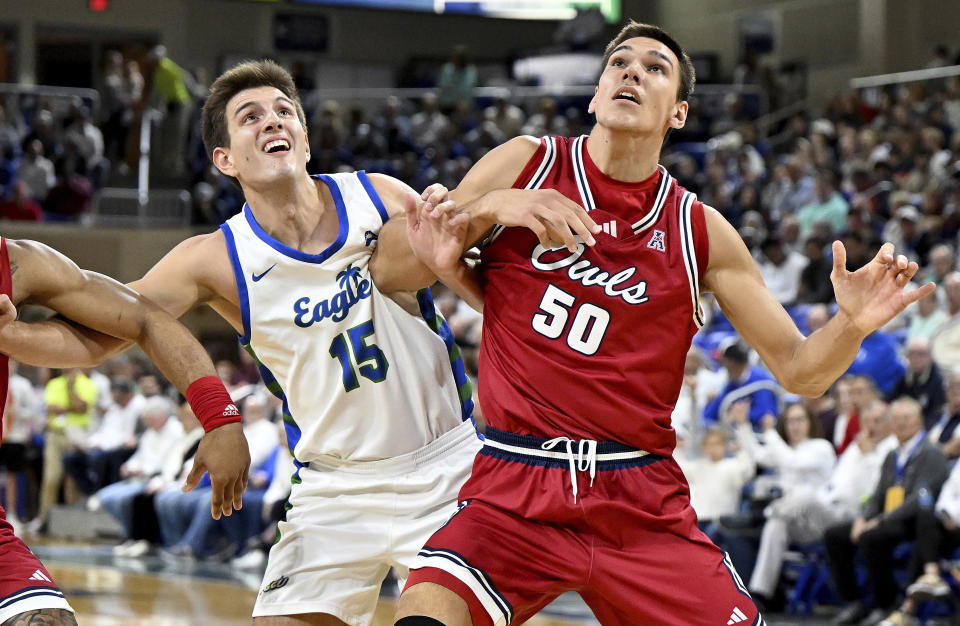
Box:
(648, 64), (664, 73)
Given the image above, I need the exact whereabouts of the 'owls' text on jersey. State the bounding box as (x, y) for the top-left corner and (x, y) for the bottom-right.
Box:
(479, 136), (708, 456)
(221, 172), (474, 463)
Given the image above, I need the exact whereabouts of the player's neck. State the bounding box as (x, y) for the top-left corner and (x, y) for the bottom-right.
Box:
(585, 127), (663, 182)
(243, 175), (330, 247)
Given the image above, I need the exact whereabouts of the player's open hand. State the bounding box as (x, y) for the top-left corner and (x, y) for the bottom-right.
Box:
(183, 422), (250, 520)
(481, 188), (600, 252)
(831, 241), (935, 336)
(404, 189), (469, 277)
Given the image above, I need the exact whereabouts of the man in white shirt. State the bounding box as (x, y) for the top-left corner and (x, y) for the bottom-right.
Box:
(757, 234), (809, 305)
(93, 396), (184, 540)
(63, 377), (145, 495)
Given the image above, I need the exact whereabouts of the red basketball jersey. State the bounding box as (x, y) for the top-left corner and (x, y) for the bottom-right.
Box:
(0, 238), (10, 441)
(478, 136), (709, 456)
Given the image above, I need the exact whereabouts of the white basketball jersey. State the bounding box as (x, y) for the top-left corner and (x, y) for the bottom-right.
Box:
(221, 172), (475, 463)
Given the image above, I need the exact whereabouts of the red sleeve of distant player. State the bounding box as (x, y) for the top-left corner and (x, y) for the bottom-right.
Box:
(0, 238), (12, 438)
(511, 137), (548, 189)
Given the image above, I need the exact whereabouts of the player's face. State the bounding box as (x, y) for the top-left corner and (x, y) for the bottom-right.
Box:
(214, 86), (310, 186)
(589, 37), (687, 136)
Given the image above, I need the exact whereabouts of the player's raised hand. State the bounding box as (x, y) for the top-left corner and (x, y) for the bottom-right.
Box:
(183, 422), (250, 520)
(479, 188), (600, 252)
(831, 241), (935, 336)
(404, 191), (469, 277)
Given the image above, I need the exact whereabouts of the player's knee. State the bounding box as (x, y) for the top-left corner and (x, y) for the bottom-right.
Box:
(395, 618), (447, 626)
(2, 608), (78, 625)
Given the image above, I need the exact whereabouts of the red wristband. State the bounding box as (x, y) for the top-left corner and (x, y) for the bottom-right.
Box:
(186, 376), (241, 433)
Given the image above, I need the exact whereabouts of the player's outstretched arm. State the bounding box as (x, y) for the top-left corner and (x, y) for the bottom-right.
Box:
(3, 238), (250, 518)
(701, 209), (934, 396)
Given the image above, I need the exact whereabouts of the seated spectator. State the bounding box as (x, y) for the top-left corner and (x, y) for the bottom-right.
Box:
(94, 396), (184, 541)
(63, 377), (144, 496)
(796, 239), (834, 304)
(676, 425), (755, 542)
(880, 457), (960, 625)
(44, 158), (93, 220)
(156, 392), (278, 559)
(0, 181), (42, 221)
(923, 243), (955, 286)
(906, 289), (948, 344)
(113, 400), (204, 557)
(825, 397), (949, 625)
(671, 345), (725, 439)
(757, 234), (809, 305)
(1, 360), (41, 531)
(797, 168), (849, 238)
(16, 139), (54, 202)
(702, 340), (780, 428)
(889, 338), (946, 429)
(821, 375), (863, 454)
(748, 401), (893, 607)
(928, 370), (960, 459)
(30, 368), (99, 534)
(224, 421), (295, 569)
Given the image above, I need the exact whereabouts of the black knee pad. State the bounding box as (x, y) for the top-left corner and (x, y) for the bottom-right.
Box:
(394, 617), (447, 626)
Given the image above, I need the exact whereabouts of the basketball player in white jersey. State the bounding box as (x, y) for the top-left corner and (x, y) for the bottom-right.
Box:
(0, 60), (544, 625)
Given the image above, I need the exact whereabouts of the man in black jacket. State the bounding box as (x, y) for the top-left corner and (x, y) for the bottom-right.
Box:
(888, 338), (946, 430)
(825, 396), (949, 625)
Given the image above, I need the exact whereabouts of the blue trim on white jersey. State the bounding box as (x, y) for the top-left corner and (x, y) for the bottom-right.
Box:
(219, 223), (252, 344)
(242, 174), (350, 264)
(356, 170), (390, 224)
(244, 344), (303, 456)
(415, 288), (476, 428)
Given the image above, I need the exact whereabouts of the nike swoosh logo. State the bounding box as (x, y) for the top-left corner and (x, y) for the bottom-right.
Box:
(252, 264), (277, 282)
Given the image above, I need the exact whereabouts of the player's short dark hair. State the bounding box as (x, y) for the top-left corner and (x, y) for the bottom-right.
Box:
(202, 60), (308, 187)
(601, 21), (696, 102)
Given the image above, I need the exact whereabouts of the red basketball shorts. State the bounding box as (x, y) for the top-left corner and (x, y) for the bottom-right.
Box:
(406, 427), (762, 626)
(0, 504), (73, 623)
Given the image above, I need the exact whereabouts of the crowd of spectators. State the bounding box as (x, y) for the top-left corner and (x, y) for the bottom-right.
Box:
(0, 351), (291, 572)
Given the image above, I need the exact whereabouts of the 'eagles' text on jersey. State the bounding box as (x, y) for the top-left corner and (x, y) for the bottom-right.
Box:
(221, 172), (474, 463)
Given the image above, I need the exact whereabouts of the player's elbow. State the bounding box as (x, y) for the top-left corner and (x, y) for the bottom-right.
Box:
(777, 375), (829, 398)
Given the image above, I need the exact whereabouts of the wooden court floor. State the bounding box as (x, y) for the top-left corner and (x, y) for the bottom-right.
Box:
(33, 542), (600, 625)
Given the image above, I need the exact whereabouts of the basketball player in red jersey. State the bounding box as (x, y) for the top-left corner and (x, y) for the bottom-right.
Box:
(0, 238), (248, 625)
(389, 21), (934, 626)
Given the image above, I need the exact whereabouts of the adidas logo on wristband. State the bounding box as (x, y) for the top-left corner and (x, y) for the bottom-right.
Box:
(223, 404), (240, 417)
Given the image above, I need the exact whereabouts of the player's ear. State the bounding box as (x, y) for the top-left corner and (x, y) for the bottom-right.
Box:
(304, 134), (311, 164)
(587, 86), (599, 115)
(212, 146), (238, 178)
(668, 100), (688, 130)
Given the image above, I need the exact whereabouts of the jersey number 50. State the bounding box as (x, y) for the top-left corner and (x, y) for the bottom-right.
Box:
(531, 284), (610, 356)
(329, 319), (389, 391)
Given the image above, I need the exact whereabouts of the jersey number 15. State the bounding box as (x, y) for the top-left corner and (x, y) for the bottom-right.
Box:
(329, 319), (389, 391)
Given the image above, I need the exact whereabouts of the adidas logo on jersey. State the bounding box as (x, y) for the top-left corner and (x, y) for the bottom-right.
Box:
(600, 221), (619, 238)
(727, 606), (748, 624)
(647, 229), (666, 252)
(29, 569), (52, 582)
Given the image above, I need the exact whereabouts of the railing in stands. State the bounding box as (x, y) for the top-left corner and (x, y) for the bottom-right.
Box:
(90, 187), (191, 228)
(849, 63), (960, 89)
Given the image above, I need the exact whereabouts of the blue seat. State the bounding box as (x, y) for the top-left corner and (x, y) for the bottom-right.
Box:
(784, 542), (835, 616)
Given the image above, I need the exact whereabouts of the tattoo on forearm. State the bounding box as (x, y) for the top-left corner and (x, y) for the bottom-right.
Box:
(2, 608), (78, 625)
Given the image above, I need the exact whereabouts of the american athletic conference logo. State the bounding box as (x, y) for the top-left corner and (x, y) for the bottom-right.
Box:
(293, 264), (371, 327)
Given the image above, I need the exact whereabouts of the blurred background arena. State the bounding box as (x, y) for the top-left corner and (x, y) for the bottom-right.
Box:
(2, 0), (960, 623)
